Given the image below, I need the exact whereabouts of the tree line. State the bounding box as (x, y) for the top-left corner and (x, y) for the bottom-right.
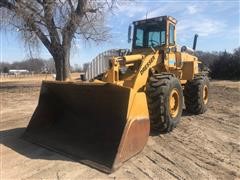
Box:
(1, 47), (239, 79)
(196, 47), (240, 80)
(0, 58), (85, 74)
(0, 58), (55, 74)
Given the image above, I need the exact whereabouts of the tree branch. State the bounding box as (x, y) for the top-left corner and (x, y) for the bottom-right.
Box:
(0, 0), (116, 81)
(67, 0), (74, 11)
(36, 0), (43, 5)
(62, 0), (86, 47)
(76, 0), (85, 15)
(42, 0), (61, 45)
(0, 0), (15, 10)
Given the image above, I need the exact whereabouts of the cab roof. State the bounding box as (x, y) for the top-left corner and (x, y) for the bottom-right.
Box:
(133, 16), (177, 25)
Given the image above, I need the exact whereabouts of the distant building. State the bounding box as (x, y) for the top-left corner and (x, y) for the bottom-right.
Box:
(9, 69), (30, 75)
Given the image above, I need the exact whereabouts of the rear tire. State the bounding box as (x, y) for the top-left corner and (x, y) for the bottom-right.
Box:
(184, 75), (210, 114)
(146, 73), (183, 133)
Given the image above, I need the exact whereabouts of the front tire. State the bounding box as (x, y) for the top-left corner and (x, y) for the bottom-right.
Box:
(146, 73), (183, 133)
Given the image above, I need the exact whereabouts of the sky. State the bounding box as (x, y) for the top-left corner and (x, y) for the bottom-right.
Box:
(0, 0), (239, 65)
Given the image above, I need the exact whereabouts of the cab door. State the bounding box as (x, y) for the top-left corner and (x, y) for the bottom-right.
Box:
(167, 22), (177, 69)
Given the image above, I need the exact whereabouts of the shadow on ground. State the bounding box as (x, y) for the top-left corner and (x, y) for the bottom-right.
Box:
(0, 109), (195, 163)
(0, 127), (73, 162)
(0, 108), (195, 173)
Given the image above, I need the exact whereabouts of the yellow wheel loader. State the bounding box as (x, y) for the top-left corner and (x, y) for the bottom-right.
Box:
(23, 16), (209, 173)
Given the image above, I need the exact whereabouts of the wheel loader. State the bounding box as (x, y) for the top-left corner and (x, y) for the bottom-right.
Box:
(23, 16), (209, 173)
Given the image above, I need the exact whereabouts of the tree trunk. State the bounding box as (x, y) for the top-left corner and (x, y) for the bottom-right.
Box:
(53, 46), (71, 81)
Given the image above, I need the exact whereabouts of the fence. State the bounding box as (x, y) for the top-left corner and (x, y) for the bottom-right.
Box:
(0, 73), (55, 82)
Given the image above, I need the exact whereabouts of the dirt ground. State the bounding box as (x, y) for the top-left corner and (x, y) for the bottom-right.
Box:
(0, 79), (239, 180)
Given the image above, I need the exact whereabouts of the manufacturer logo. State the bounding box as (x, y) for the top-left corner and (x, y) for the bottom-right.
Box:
(140, 56), (155, 75)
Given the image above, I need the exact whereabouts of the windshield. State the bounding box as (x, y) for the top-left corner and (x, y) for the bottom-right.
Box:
(133, 23), (166, 48)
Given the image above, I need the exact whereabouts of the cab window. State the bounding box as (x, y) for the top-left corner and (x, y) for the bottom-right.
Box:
(148, 31), (160, 47)
(161, 31), (166, 45)
(169, 24), (175, 45)
(135, 28), (144, 47)
(133, 23), (166, 48)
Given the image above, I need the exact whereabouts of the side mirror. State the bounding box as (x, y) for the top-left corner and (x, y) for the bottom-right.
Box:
(128, 25), (132, 43)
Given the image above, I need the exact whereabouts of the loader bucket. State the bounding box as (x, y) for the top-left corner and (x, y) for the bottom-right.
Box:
(23, 81), (150, 173)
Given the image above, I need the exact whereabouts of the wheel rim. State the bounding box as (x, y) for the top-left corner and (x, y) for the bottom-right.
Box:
(169, 89), (180, 118)
(203, 85), (208, 104)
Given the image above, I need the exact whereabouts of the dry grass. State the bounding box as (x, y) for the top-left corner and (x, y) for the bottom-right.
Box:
(0, 73), (81, 83)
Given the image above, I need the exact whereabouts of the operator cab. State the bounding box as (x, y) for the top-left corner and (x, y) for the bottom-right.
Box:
(129, 16), (177, 53)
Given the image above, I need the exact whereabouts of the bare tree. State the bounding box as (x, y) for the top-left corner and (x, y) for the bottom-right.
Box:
(0, 0), (115, 81)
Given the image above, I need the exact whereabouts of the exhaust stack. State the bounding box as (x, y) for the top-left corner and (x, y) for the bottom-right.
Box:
(193, 34), (198, 51)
